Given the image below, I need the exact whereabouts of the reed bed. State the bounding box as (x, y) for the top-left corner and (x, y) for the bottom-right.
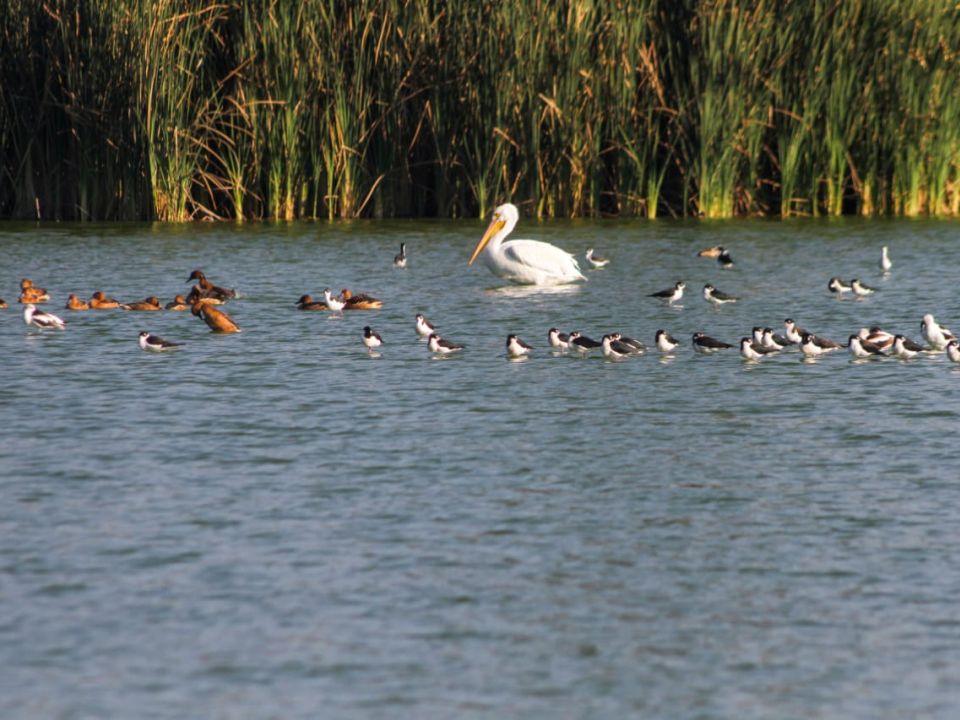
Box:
(1, 0), (958, 220)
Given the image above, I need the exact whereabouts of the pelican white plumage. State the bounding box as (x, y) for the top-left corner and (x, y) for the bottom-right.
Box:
(468, 203), (586, 285)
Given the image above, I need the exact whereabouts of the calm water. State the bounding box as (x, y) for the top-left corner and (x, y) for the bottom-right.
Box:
(2, 218), (960, 719)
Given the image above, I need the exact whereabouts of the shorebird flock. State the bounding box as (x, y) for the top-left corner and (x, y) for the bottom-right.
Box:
(8, 242), (959, 367)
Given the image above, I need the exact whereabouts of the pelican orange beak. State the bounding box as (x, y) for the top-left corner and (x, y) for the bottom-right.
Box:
(469, 216), (505, 265)
(697, 246), (722, 258)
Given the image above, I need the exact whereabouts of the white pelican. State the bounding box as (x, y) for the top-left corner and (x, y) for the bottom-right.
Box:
(468, 203), (585, 285)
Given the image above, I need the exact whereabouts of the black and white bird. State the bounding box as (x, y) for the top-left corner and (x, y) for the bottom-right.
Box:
(568, 331), (603, 353)
(891, 335), (926, 359)
(921, 314), (956, 350)
(946, 340), (960, 363)
(703, 284), (738, 305)
(698, 245), (734, 267)
(851, 278), (876, 296)
(363, 326), (384, 352)
(760, 328), (790, 351)
(692, 332), (733, 354)
(23, 304), (65, 329)
(800, 333), (843, 357)
(393, 242), (407, 268)
(584, 248), (609, 268)
(506, 334), (533, 358)
(740, 337), (778, 360)
(428, 333), (463, 355)
(655, 329), (681, 353)
(649, 281), (685, 304)
(848, 334), (885, 358)
(323, 288), (346, 314)
(880, 246), (892, 273)
(612, 333), (646, 354)
(548, 327), (571, 350)
(783, 318), (810, 345)
(138, 331), (179, 351)
(601, 334), (635, 359)
(828, 277), (852, 295)
(415, 313), (436, 338)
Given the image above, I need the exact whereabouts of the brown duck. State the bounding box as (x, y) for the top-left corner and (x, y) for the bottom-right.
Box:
(191, 300), (240, 333)
(340, 288), (383, 310)
(295, 294), (329, 311)
(89, 291), (121, 309)
(65, 293), (90, 310)
(186, 269), (236, 301)
(18, 278), (50, 304)
(121, 296), (163, 311)
(165, 294), (189, 311)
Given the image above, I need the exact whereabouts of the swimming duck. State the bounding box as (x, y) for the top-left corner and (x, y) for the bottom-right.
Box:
(295, 294), (329, 311)
(89, 291), (121, 309)
(18, 278), (50, 303)
(340, 289), (383, 310)
(65, 293), (90, 310)
(0, 299), (7, 309)
(165, 295), (189, 311)
(186, 285), (224, 306)
(121, 296), (162, 311)
(186, 269), (236, 301)
(191, 300), (240, 333)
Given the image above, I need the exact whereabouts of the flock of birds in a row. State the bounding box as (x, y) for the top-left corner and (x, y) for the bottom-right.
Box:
(8, 240), (960, 364)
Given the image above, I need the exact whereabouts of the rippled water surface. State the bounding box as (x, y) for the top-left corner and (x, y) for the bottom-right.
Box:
(3, 218), (960, 718)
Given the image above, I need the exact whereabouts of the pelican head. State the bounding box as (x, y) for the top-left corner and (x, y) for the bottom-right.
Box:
(469, 203), (519, 265)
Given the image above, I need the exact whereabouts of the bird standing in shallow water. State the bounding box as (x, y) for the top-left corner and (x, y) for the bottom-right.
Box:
(415, 313), (436, 339)
(506, 334), (533, 358)
(655, 330), (680, 353)
(921, 314), (955, 350)
(428, 333), (463, 355)
(584, 248), (609, 268)
(323, 288), (346, 315)
(828, 277), (852, 295)
(363, 326), (383, 353)
(394, 242), (407, 268)
(23, 304), (65, 329)
(548, 328), (570, 351)
(692, 332), (732, 354)
(649, 281), (685, 304)
(850, 279), (875, 296)
(702, 284), (738, 305)
(880, 246), (892, 273)
(139, 331), (180, 352)
(947, 340), (960, 363)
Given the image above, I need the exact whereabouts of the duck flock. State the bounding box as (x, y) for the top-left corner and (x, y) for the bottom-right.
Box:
(7, 238), (960, 366)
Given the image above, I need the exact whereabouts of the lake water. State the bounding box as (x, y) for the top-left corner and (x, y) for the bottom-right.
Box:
(2, 218), (960, 718)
